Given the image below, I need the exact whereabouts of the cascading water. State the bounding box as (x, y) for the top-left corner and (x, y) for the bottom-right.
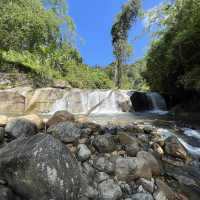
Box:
(146, 92), (168, 114)
(50, 89), (131, 115)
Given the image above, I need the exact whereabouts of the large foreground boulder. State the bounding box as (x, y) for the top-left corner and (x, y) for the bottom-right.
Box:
(0, 134), (81, 200)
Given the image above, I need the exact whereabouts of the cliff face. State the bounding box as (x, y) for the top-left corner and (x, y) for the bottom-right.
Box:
(0, 87), (64, 114)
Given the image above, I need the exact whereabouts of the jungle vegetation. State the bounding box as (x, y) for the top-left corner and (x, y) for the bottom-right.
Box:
(0, 0), (113, 88)
(143, 0), (200, 106)
(0, 0), (199, 106)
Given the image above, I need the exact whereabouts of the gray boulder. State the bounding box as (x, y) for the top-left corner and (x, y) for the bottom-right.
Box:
(93, 157), (115, 174)
(131, 193), (154, 200)
(125, 143), (140, 157)
(93, 135), (116, 153)
(0, 133), (81, 200)
(95, 172), (110, 183)
(98, 179), (122, 200)
(77, 144), (91, 161)
(115, 157), (137, 181)
(47, 122), (83, 143)
(83, 185), (98, 199)
(5, 118), (37, 139)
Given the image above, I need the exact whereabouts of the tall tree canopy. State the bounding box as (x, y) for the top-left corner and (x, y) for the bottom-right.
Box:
(0, 0), (61, 51)
(144, 0), (200, 104)
(111, 0), (140, 88)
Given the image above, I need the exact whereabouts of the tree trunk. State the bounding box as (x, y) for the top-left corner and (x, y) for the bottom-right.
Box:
(115, 59), (122, 89)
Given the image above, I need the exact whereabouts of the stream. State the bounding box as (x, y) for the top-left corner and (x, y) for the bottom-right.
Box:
(89, 112), (200, 158)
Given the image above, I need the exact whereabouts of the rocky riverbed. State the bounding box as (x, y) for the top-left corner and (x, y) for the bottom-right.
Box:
(0, 111), (199, 200)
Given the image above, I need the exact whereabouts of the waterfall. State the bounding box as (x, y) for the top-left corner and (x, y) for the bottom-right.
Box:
(146, 92), (167, 114)
(50, 89), (131, 115)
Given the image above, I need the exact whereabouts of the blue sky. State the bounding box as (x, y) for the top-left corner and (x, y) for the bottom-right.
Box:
(68, 0), (163, 66)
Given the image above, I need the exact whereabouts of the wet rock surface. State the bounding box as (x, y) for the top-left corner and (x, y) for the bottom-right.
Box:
(164, 136), (188, 160)
(0, 113), (199, 199)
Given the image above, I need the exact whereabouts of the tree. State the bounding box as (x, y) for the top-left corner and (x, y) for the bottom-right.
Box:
(143, 0), (200, 104)
(42, 0), (76, 41)
(111, 0), (140, 88)
(0, 0), (61, 51)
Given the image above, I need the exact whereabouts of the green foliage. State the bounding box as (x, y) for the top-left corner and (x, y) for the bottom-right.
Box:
(65, 65), (113, 89)
(104, 59), (148, 90)
(144, 0), (200, 98)
(111, 0), (140, 88)
(1, 50), (113, 89)
(0, 0), (61, 51)
(125, 60), (149, 91)
(0, 0), (113, 89)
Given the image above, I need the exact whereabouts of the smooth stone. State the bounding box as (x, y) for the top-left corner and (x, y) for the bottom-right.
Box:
(5, 118), (37, 139)
(77, 144), (91, 161)
(19, 114), (44, 129)
(47, 122), (83, 143)
(47, 110), (75, 127)
(164, 136), (188, 160)
(93, 157), (115, 174)
(93, 135), (116, 153)
(115, 157), (137, 181)
(153, 179), (176, 200)
(137, 151), (161, 176)
(98, 179), (122, 200)
(118, 132), (139, 145)
(125, 143), (140, 157)
(131, 192), (154, 200)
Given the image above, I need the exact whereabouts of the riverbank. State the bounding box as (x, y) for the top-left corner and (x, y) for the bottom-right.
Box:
(0, 111), (200, 199)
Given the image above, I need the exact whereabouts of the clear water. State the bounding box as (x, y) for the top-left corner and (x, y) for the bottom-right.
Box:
(89, 112), (200, 157)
